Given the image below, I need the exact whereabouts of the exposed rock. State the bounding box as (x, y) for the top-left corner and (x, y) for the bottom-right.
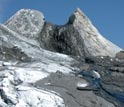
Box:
(5, 9), (45, 39)
(35, 72), (115, 107)
(38, 8), (122, 57)
(0, 46), (31, 62)
(0, 88), (18, 105)
(68, 8), (122, 57)
(116, 51), (124, 59)
(0, 59), (77, 107)
(39, 22), (86, 57)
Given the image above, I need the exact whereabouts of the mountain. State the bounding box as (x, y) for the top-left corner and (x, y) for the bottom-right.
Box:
(0, 8), (124, 107)
(39, 8), (122, 57)
(5, 9), (45, 39)
(4, 8), (122, 58)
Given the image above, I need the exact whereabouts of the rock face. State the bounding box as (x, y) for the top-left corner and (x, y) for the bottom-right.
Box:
(5, 9), (45, 39)
(40, 23), (86, 57)
(39, 8), (122, 57)
(0, 8), (124, 107)
(68, 8), (122, 57)
(116, 51), (124, 59)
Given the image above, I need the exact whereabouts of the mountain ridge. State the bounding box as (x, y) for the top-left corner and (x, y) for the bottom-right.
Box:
(3, 8), (122, 57)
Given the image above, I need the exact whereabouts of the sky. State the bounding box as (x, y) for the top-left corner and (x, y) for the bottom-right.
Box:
(0, 0), (124, 48)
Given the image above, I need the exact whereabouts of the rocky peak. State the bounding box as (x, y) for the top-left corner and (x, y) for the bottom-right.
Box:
(5, 9), (45, 39)
(69, 8), (101, 35)
(69, 8), (87, 22)
(2, 8), (122, 57)
(68, 8), (122, 57)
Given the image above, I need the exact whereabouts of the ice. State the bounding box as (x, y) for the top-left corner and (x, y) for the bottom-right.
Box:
(0, 59), (75, 107)
(16, 86), (65, 107)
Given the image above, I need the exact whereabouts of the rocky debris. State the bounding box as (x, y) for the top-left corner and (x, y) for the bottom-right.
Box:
(109, 67), (124, 73)
(35, 72), (115, 107)
(0, 46), (31, 62)
(116, 51), (124, 59)
(78, 56), (124, 107)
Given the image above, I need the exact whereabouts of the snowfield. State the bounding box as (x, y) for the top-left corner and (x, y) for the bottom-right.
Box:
(0, 59), (76, 107)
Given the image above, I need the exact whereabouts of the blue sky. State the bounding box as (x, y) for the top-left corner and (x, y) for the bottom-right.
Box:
(0, 0), (124, 48)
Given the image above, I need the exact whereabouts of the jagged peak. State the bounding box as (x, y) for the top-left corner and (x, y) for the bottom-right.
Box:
(67, 8), (122, 57)
(74, 8), (86, 17)
(68, 8), (88, 25)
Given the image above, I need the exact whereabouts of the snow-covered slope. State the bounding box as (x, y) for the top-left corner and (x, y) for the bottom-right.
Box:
(0, 24), (77, 63)
(0, 61), (74, 107)
(5, 9), (45, 39)
(0, 19), (78, 106)
(68, 8), (122, 57)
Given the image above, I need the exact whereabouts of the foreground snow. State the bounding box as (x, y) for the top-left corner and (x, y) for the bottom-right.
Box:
(0, 59), (76, 107)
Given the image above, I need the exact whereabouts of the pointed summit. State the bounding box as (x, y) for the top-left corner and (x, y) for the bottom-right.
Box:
(68, 8), (122, 57)
(68, 8), (88, 25)
(5, 9), (45, 38)
(75, 8), (86, 16)
(75, 8), (83, 14)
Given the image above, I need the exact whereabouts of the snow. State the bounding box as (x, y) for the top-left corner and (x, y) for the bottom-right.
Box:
(0, 58), (76, 107)
(6, 61), (74, 84)
(5, 9), (45, 39)
(77, 81), (89, 88)
(10, 67), (48, 83)
(2, 62), (12, 66)
(92, 70), (101, 79)
(0, 13), (77, 106)
(16, 86), (65, 107)
(0, 99), (7, 107)
(0, 8), (119, 107)
(0, 24), (77, 66)
(71, 8), (122, 57)
(44, 82), (51, 86)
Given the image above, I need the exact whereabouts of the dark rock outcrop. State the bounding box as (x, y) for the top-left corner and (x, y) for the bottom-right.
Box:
(0, 46), (31, 62)
(39, 22), (87, 57)
(38, 8), (122, 57)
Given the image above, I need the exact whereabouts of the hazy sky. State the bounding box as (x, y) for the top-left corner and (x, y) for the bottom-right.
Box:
(0, 0), (124, 48)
